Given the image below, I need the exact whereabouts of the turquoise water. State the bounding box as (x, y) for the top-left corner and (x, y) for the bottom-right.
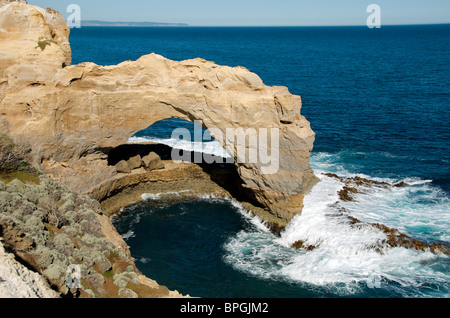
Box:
(69, 25), (450, 298)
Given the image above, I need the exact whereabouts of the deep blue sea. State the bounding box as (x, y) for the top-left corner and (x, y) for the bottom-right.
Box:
(70, 25), (450, 298)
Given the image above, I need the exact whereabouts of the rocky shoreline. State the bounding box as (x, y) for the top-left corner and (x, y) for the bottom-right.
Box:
(86, 144), (288, 234)
(2, 148), (449, 298)
(0, 1), (319, 297)
(0, 142), (287, 298)
(1, 0), (448, 298)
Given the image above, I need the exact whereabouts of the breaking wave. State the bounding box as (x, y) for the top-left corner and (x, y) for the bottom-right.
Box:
(222, 152), (450, 297)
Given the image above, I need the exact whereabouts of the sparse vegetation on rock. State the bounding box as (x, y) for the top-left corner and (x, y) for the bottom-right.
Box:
(0, 133), (34, 174)
(0, 176), (134, 297)
(0, 134), (180, 298)
(35, 39), (57, 51)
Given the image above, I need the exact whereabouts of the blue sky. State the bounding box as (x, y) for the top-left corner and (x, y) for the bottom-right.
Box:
(28, 0), (450, 26)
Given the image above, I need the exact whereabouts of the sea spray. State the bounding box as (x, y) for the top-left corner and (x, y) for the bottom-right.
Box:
(112, 147), (450, 297)
(223, 153), (450, 297)
(71, 24), (450, 298)
(341, 179), (450, 243)
(113, 170), (449, 297)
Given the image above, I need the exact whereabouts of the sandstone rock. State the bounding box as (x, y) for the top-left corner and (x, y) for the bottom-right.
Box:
(0, 3), (318, 224)
(127, 155), (142, 170)
(0, 2), (71, 84)
(115, 160), (131, 174)
(142, 152), (165, 171)
(0, 240), (59, 298)
(0, 0), (26, 7)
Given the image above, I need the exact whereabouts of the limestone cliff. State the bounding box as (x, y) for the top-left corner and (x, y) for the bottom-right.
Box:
(0, 0), (27, 7)
(0, 241), (60, 298)
(0, 2), (318, 224)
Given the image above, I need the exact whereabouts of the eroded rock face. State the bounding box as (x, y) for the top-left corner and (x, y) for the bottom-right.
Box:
(0, 3), (318, 223)
(0, 0), (27, 7)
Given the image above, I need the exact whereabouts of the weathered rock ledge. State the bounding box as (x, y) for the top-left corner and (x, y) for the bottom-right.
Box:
(0, 147), (283, 298)
(84, 142), (288, 232)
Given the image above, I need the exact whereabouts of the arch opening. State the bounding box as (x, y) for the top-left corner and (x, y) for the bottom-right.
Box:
(106, 118), (265, 210)
(108, 118), (232, 166)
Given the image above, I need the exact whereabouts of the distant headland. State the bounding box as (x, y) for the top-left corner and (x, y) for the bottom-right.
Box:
(81, 20), (189, 27)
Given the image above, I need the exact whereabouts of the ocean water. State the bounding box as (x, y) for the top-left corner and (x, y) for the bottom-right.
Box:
(70, 25), (450, 298)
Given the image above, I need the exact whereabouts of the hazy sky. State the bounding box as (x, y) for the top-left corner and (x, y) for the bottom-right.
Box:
(27, 0), (450, 26)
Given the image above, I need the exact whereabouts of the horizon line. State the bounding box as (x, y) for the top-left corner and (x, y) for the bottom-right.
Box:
(78, 22), (450, 27)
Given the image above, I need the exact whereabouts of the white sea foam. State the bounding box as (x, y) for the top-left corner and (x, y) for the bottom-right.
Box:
(222, 158), (450, 297)
(141, 190), (194, 201)
(341, 179), (450, 243)
(140, 190), (270, 233)
(125, 146), (449, 296)
(139, 257), (151, 264)
(127, 136), (232, 159)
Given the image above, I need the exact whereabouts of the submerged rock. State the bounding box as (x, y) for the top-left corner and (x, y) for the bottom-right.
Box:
(324, 173), (408, 202)
(346, 216), (449, 255)
(323, 173), (449, 255)
(291, 240), (318, 251)
(338, 185), (359, 202)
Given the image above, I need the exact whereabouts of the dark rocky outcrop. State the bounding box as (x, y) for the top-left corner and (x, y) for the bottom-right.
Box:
(291, 240), (318, 251)
(324, 173), (450, 255)
(346, 216), (449, 255)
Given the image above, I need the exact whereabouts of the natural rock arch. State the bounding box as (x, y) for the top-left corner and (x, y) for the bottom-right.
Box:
(0, 2), (318, 224)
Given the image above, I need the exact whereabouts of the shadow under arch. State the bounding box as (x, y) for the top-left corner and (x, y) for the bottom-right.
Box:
(107, 118), (265, 209)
